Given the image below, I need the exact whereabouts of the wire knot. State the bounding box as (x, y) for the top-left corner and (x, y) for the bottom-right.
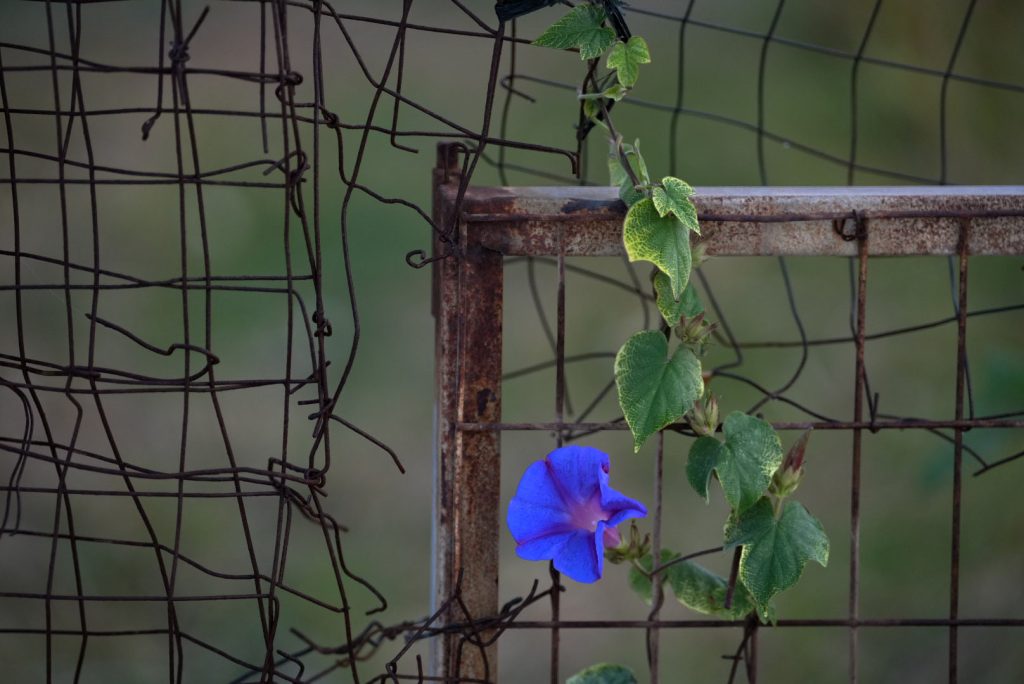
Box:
(833, 210), (867, 242)
(313, 311), (333, 337)
(303, 467), (326, 487)
(168, 42), (190, 67)
(319, 108), (340, 128)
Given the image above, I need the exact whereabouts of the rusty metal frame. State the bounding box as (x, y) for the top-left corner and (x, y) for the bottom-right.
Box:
(431, 143), (1024, 683)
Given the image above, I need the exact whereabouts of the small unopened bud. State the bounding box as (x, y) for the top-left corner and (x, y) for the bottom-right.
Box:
(604, 521), (651, 565)
(771, 429), (811, 498)
(604, 545), (628, 564)
(784, 429), (811, 473)
(688, 391), (719, 437)
(634, 528), (651, 557)
(675, 312), (718, 354)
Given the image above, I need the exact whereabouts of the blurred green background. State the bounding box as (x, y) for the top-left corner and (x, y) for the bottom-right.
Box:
(0, 0), (1022, 682)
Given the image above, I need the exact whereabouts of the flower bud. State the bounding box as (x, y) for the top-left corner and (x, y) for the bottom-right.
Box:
(674, 312), (718, 354)
(604, 521), (651, 565)
(770, 429), (811, 498)
(688, 391), (719, 438)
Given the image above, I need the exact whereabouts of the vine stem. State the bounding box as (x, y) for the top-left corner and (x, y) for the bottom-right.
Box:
(586, 67), (643, 192)
(645, 545), (724, 579)
(646, 431), (665, 683)
(723, 546), (743, 610)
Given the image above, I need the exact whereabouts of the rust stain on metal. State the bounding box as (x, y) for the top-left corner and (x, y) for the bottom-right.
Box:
(449, 234), (503, 680)
(434, 145), (503, 682)
(445, 184), (1024, 257)
(476, 387), (498, 418)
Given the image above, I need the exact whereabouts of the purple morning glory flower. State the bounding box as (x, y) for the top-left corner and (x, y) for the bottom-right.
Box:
(507, 445), (647, 583)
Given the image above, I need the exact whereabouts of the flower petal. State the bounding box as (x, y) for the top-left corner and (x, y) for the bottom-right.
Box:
(507, 444), (648, 584)
(508, 500), (572, 544)
(511, 460), (565, 507)
(606, 505), (647, 528)
(515, 530), (574, 562)
(599, 474), (648, 525)
(508, 460), (571, 544)
(553, 528), (602, 583)
(545, 445), (609, 505)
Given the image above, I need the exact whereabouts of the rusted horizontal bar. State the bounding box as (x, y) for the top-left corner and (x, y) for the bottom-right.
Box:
(441, 185), (1024, 256)
(457, 419), (1024, 432)
(502, 618), (1024, 629)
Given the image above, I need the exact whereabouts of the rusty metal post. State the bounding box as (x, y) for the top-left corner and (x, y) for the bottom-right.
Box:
(849, 219), (869, 684)
(948, 219), (971, 683)
(433, 143), (503, 681)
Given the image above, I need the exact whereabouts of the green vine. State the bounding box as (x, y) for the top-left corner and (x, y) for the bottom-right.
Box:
(533, 3), (830, 677)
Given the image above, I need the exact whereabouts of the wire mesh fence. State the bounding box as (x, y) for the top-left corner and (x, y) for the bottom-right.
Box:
(1, 1), (1022, 682)
(431, 162), (1024, 682)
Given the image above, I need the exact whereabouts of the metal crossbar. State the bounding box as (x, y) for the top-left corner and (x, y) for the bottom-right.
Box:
(431, 143), (1024, 683)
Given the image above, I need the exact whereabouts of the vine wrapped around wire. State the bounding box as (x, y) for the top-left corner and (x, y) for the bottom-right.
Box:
(525, 3), (831, 679)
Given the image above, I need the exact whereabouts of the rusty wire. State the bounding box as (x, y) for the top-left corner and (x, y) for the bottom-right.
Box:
(1, 1), (1022, 683)
(0, 0), (560, 681)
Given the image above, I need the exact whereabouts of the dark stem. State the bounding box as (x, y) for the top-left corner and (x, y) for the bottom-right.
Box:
(586, 66), (642, 191)
(724, 546), (742, 609)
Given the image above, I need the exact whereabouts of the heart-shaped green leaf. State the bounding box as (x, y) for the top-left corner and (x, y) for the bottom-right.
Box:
(725, 498), (830, 608)
(533, 5), (616, 61)
(606, 36), (651, 88)
(623, 198), (692, 299)
(628, 551), (758, 619)
(686, 435), (725, 503)
(567, 663), (638, 684)
(686, 411), (783, 512)
(615, 330), (703, 452)
(652, 176), (699, 234)
(667, 558), (757, 619)
(654, 272), (704, 325)
(627, 549), (675, 604)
